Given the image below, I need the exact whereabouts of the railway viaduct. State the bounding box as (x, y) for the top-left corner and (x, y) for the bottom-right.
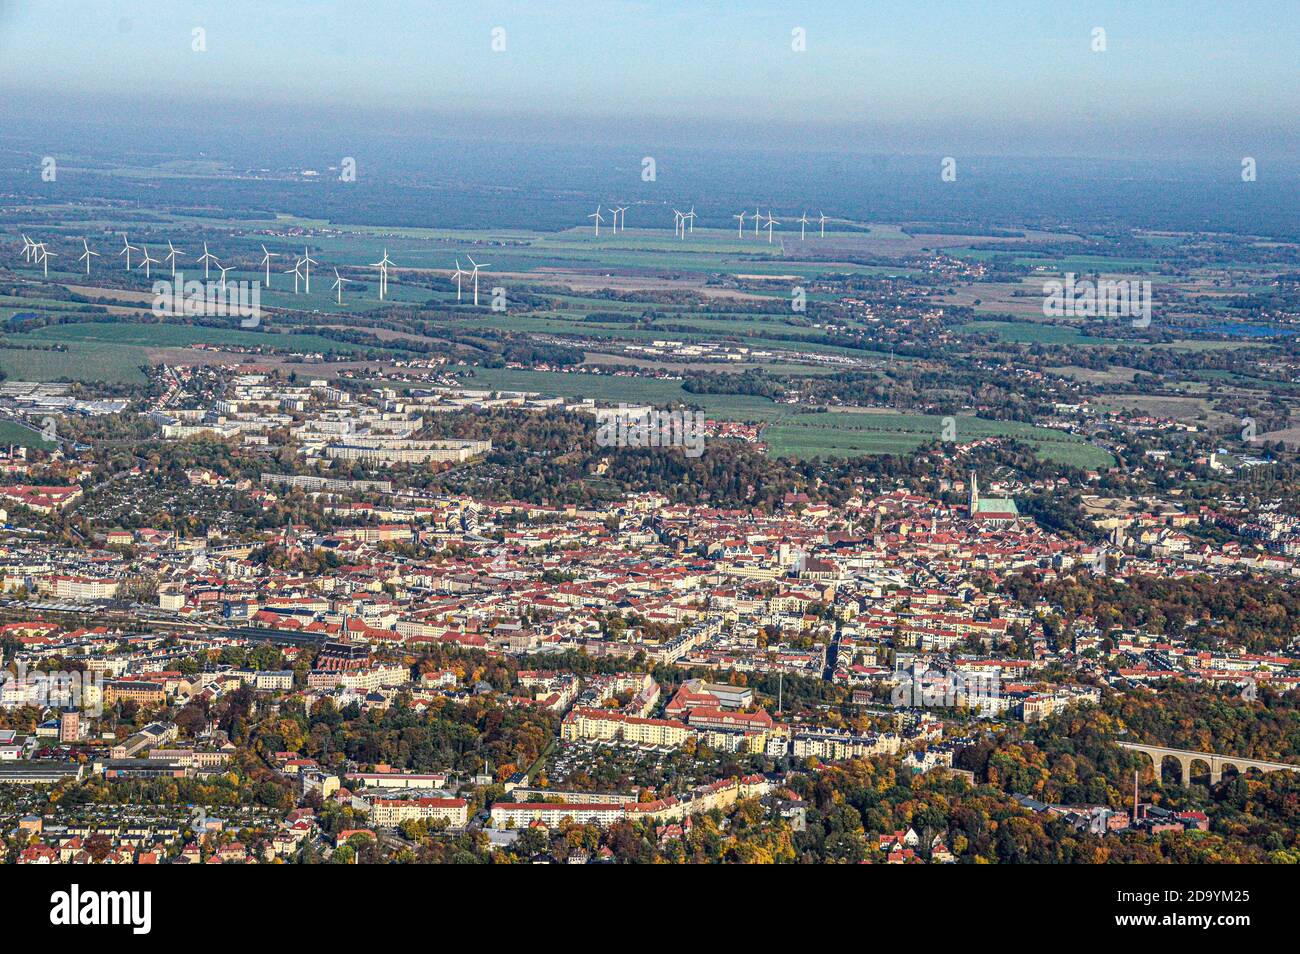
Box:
(1119, 741), (1300, 786)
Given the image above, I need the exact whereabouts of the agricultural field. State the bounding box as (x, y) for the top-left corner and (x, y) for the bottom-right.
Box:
(955, 320), (1127, 346)
(0, 419), (58, 449)
(0, 342), (148, 384)
(1045, 365), (1142, 385)
(443, 311), (891, 362)
(10, 321), (373, 355)
(764, 411), (1114, 468)
(451, 366), (1112, 466)
(940, 280), (1059, 319)
(955, 320), (1276, 352)
(450, 366), (787, 417)
(580, 352), (840, 375)
(1089, 394), (1231, 426)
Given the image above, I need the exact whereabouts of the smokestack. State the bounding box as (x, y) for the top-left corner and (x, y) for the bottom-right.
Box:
(1132, 769), (1139, 822)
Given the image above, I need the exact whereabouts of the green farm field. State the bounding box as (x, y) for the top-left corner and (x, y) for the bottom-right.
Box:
(764, 412), (1114, 468)
(956, 320), (1271, 352)
(0, 419), (59, 449)
(10, 321), (379, 355)
(451, 367), (1112, 467)
(0, 342), (148, 384)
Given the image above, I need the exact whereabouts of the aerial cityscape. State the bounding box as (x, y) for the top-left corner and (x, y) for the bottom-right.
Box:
(0, 1), (1296, 906)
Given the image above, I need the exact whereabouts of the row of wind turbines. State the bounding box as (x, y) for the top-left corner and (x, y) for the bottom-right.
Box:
(19, 206), (835, 304)
(17, 234), (496, 306)
(20, 233), (247, 286)
(735, 208), (830, 242)
(586, 204), (627, 237)
(583, 206), (831, 243)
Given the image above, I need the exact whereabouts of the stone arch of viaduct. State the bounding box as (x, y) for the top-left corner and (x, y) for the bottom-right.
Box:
(1119, 741), (1300, 786)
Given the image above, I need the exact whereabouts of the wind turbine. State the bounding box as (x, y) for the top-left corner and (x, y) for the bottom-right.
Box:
(301, 246), (318, 293)
(20, 235), (36, 262)
(611, 206), (627, 233)
(734, 211), (747, 237)
(451, 260), (466, 302)
(588, 205), (605, 237)
(685, 206), (696, 233)
(78, 238), (100, 275)
(672, 209), (683, 238)
(34, 243), (55, 278)
(331, 267), (353, 304)
(285, 259), (304, 294)
(165, 241), (184, 278)
(764, 212), (779, 244)
(798, 212), (809, 241)
(197, 242), (218, 280)
(818, 212), (828, 238)
(754, 206), (761, 237)
(371, 249), (394, 300)
(217, 263), (234, 290)
(137, 244), (160, 278)
(259, 245), (276, 287)
(466, 255), (488, 306)
(118, 234), (139, 271)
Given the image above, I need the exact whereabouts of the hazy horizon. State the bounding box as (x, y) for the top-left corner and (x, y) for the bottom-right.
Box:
(1, 0), (1298, 161)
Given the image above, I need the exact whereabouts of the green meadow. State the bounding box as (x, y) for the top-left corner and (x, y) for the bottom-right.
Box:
(764, 412), (1114, 468)
(0, 419), (60, 449)
(0, 342), (148, 384)
(10, 321), (378, 355)
(956, 320), (1270, 352)
(450, 367), (1112, 467)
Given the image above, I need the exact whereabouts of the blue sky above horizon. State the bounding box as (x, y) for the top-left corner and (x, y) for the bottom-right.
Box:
(0, 0), (1296, 158)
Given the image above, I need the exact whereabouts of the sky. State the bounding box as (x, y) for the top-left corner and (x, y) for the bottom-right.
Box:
(0, 0), (1297, 158)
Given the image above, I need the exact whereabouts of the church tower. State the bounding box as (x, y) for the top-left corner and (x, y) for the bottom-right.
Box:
(968, 470), (979, 517)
